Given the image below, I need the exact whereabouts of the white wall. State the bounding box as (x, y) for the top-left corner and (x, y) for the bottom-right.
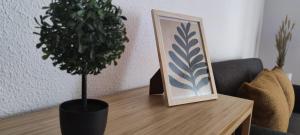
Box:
(0, 0), (265, 118)
(259, 0), (300, 84)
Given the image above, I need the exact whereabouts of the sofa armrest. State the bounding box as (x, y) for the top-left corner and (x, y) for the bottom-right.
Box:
(293, 85), (300, 114)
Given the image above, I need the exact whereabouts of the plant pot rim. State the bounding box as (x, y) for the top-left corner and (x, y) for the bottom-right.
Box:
(59, 99), (108, 114)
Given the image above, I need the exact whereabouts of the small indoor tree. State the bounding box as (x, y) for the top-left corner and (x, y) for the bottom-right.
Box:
(34, 0), (128, 134)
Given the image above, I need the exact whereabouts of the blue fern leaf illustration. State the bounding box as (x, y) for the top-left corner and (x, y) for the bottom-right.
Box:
(190, 54), (204, 66)
(191, 62), (206, 71)
(169, 51), (189, 73)
(168, 22), (209, 95)
(196, 77), (209, 89)
(182, 22), (191, 34)
(177, 27), (186, 40)
(169, 76), (193, 89)
(187, 31), (196, 39)
(174, 35), (186, 51)
(188, 48), (200, 59)
(188, 39), (198, 48)
(172, 44), (187, 61)
(169, 63), (191, 81)
(194, 68), (208, 78)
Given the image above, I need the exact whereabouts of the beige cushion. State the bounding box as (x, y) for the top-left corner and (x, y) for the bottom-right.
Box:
(238, 69), (290, 132)
(272, 67), (295, 115)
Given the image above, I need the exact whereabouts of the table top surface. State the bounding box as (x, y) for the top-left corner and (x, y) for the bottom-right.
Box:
(0, 86), (253, 135)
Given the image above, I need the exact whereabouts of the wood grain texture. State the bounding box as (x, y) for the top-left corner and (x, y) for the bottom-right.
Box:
(0, 86), (253, 135)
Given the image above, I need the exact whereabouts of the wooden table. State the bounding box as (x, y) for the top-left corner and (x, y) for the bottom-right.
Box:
(0, 86), (253, 135)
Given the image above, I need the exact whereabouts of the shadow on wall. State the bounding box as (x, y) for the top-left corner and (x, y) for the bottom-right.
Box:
(87, 10), (141, 98)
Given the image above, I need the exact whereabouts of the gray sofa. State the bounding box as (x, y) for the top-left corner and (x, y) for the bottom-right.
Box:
(211, 58), (300, 135)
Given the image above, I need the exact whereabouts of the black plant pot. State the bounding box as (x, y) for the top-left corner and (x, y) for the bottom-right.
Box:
(59, 99), (108, 135)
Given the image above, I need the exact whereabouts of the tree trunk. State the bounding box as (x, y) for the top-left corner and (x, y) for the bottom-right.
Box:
(82, 74), (87, 110)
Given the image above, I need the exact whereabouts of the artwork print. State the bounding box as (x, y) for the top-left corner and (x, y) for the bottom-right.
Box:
(152, 10), (217, 106)
(168, 22), (209, 96)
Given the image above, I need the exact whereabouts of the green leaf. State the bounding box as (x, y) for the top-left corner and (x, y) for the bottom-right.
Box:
(42, 15), (49, 20)
(97, 10), (104, 16)
(77, 10), (85, 16)
(42, 6), (49, 9)
(42, 54), (50, 60)
(34, 17), (40, 25)
(66, 21), (76, 27)
(87, 24), (94, 30)
(33, 32), (40, 35)
(120, 16), (127, 20)
(36, 43), (43, 48)
(90, 48), (95, 60)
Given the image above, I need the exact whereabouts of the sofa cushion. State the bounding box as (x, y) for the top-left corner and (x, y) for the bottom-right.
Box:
(251, 125), (293, 135)
(272, 68), (295, 115)
(212, 58), (263, 96)
(238, 69), (290, 132)
(293, 85), (300, 113)
(288, 113), (300, 135)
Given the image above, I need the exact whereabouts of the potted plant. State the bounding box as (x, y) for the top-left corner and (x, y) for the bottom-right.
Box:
(274, 16), (295, 80)
(34, 0), (128, 135)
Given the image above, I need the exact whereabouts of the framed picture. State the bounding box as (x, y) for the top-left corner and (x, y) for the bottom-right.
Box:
(151, 9), (218, 106)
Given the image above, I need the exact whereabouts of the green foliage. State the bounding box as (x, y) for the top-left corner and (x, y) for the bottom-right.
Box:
(34, 0), (129, 75)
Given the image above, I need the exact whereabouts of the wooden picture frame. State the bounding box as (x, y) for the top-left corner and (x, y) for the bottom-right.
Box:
(151, 9), (218, 106)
